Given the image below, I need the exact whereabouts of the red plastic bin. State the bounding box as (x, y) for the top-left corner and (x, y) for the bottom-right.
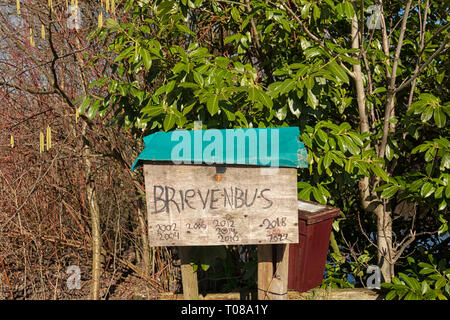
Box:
(288, 200), (340, 293)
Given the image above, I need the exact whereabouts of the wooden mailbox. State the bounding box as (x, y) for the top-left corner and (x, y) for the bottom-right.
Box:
(143, 164), (298, 246)
(132, 127), (308, 299)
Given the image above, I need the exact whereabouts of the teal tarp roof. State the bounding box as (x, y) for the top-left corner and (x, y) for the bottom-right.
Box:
(131, 127), (308, 170)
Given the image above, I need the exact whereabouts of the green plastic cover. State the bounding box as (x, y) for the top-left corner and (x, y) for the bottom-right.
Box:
(131, 127), (308, 170)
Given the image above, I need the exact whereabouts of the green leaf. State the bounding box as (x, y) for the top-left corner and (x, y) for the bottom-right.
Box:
(78, 96), (91, 114)
(163, 112), (177, 131)
(231, 7), (241, 22)
(399, 273), (421, 292)
(348, 132), (364, 147)
(313, 4), (321, 20)
(207, 93), (219, 115)
(141, 104), (165, 117)
(339, 54), (360, 65)
(385, 143), (394, 161)
(323, 152), (332, 169)
(304, 47), (321, 59)
(301, 3), (311, 19)
(87, 99), (100, 120)
(298, 185), (312, 200)
(166, 80), (176, 94)
(105, 18), (121, 32)
(312, 186), (326, 204)
(419, 93), (440, 105)
(342, 135), (359, 155)
(201, 264), (210, 272)
(307, 89), (318, 109)
(419, 268), (435, 275)
(280, 79), (296, 94)
(176, 24), (194, 35)
(441, 153), (450, 170)
(140, 48), (152, 70)
(343, 1), (355, 19)
(420, 182), (435, 198)
(255, 89), (273, 109)
(372, 165), (389, 182)
(173, 62), (186, 74)
(193, 71), (204, 86)
(275, 106), (287, 121)
(224, 33), (243, 44)
(328, 61), (349, 84)
(404, 292), (420, 300)
(434, 108), (446, 128)
(410, 99), (428, 114)
(381, 185), (399, 199)
(316, 129), (328, 145)
(421, 107), (434, 122)
(435, 277), (446, 290)
(385, 290), (397, 300)
(280, 18), (291, 33)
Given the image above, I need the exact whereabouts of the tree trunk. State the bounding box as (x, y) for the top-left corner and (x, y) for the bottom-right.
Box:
(352, 12), (394, 283)
(137, 200), (151, 277)
(376, 206), (394, 283)
(82, 137), (103, 300)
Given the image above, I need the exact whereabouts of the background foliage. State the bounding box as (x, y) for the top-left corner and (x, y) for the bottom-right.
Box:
(86, 0), (449, 292)
(1, 0), (448, 299)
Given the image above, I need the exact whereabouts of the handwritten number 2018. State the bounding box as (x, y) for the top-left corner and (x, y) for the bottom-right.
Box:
(262, 217), (286, 229)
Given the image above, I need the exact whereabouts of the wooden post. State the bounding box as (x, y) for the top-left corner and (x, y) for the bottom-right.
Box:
(257, 244), (273, 300)
(257, 244), (289, 300)
(271, 244), (289, 300)
(179, 246), (199, 300)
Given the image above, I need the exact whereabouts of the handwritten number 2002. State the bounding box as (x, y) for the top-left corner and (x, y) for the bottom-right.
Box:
(156, 223), (179, 240)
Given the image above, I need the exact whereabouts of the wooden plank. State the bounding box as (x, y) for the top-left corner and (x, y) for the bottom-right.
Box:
(144, 163), (298, 246)
(179, 246), (199, 300)
(257, 244), (274, 300)
(159, 288), (382, 300)
(269, 244), (289, 300)
(257, 244), (289, 300)
(160, 292), (241, 300)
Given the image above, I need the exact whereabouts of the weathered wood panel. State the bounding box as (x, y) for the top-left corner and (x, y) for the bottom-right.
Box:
(144, 163), (298, 246)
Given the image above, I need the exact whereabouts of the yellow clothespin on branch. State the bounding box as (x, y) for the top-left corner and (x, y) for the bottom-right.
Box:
(41, 24), (46, 39)
(40, 131), (44, 153)
(46, 125), (52, 151)
(30, 28), (35, 47)
(98, 11), (103, 28)
(16, 0), (21, 15)
(10, 135), (14, 148)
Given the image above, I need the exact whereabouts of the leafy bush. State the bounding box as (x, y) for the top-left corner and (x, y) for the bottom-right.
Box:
(382, 255), (449, 300)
